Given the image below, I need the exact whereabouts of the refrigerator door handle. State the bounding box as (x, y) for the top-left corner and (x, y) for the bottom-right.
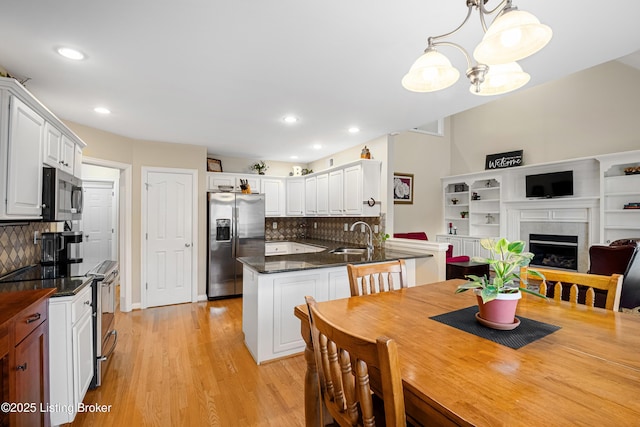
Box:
(232, 206), (238, 257)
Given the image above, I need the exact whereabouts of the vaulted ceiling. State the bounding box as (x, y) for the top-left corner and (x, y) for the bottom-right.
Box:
(1, 1), (639, 162)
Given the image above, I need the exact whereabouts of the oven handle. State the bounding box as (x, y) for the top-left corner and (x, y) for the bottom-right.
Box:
(99, 329), (118, 362)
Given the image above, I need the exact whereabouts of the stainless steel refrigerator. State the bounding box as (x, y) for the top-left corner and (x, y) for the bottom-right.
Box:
(207, 192), (265, 299)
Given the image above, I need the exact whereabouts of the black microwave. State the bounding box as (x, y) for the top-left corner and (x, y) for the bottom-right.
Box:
(42, 167), (83, 221)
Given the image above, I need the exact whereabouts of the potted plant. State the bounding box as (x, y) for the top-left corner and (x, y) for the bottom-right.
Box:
(455, 238), (545, 328)
(460, 211), (468, 218)
(250, 160), (268, 175)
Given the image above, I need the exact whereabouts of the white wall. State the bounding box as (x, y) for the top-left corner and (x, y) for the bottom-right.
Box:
(392, 122), (451, 240)
(449, 61), (640, 175)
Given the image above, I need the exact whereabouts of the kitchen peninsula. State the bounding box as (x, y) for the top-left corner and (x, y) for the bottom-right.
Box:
(238, 239), (432, 364)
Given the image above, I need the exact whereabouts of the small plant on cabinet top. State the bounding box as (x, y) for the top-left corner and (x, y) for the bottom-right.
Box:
(455, 238), (546, 303)
(250, 161), (268, 175)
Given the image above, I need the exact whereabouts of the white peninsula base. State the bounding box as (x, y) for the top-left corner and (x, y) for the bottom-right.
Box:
(242, 260), (416, 364)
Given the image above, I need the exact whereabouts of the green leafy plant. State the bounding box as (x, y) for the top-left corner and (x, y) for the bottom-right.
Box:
(250, 160), (268, 174)
(455, 238), (546, 303)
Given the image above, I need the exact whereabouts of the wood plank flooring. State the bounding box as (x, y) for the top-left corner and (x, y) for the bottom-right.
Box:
(71, 297), (306, 427)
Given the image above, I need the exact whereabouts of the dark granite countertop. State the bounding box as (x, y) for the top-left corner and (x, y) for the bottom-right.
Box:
(240, 239), (432, 274)
(0, 275), (93, 297)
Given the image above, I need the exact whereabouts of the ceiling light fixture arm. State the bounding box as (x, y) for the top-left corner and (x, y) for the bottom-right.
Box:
(478, 0), (511, 32)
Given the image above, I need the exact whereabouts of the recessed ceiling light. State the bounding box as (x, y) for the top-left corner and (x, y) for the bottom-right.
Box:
(290, 155), (299, 159)
(283, 115), (298, 124)
(94, 107), (111, 115)
(348, 127), (360, 134)
(57, 47), (85, 60)
(312, 144), (322, 150)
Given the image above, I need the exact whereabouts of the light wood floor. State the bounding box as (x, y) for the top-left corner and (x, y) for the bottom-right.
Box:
(71, 297), (306, 427)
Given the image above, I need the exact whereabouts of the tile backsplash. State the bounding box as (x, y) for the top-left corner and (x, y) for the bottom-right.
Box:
(0, 223), (52, 276)
(266, 215), (386, 247)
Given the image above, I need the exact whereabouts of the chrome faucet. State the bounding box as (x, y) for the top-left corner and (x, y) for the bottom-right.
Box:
(350, 221), (373, 258)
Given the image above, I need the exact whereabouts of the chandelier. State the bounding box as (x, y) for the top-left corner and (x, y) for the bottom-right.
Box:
(402, 0), (552, 96)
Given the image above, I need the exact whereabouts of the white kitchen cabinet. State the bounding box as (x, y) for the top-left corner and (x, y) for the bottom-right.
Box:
(242, 259), (415, 364)
(5, 95), (44, 218)
(207, 172), (260, 193)
(328, 169), (344, 214)
(286, 178), (305, 216)
(0, 77), (86, 220)
(316, 173), (329, 215)
(343, 161), (381, 216)
(49, 284), (94, 425)
(437, 234), (495, 259)
(74, 143), (83, 178)
(272, 272), (324, 354)
(344, 164), (363, 215)
(265, 241), (326, 256)
(305, 176), (317, 215)
(43, 123), (79, 176)
(261, 177), (285, 216)
(60, 134), (75, 175)
(43, 122), (62, 168)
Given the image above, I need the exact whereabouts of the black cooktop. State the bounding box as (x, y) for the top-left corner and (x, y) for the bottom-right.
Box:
(0, 264), (94, 296)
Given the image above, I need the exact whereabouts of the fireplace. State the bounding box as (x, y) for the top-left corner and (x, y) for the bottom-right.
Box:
(529, 234), (578, 271)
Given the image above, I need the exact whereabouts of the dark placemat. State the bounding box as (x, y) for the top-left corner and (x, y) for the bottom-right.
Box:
(430, 306), (561, 349)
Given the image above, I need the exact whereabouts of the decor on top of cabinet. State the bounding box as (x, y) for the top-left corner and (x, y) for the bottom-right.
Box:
(301, 168), (313, 175)
(360, 146), (371, 159)
(393, 172), (413, 204)
(250, 160), (268, 175)
(455, 238), (546, 330)
(624, 166), (640, 175)
(207, 158), (223, 172)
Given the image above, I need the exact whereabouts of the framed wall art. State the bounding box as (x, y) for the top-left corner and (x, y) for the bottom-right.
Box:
(207, 158), (223, 172)
(393, 172), (414, 204)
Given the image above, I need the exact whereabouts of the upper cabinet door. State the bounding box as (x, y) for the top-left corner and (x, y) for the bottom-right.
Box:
(6, 96), (44, 217)
(343, 164), (363, 215)
(316, 173), (329, 215)
(328, 170), (344, 215)
(43, 122), (62, 167)
(60, 134), (75, 175)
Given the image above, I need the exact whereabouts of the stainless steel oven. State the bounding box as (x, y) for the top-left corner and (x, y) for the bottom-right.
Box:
(88, 260), (119, 388)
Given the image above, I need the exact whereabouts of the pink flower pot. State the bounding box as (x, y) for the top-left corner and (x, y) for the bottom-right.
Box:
(475, 291), (521, 325)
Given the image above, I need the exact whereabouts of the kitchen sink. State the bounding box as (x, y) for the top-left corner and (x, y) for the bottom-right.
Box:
(329, 247), (367, 255)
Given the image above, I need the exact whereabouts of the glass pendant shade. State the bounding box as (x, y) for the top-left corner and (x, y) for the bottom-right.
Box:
(473, 8), (552, 64)
(401, 49), (460, 92)
(471, 62), (530, 96)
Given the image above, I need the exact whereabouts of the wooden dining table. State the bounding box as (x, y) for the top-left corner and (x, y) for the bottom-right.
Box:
(294, 279), (640, 426)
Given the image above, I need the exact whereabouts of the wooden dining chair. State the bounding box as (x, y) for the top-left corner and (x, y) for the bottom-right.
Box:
(347, 260), (408, 297)
(305, 296), (406, 427)
(520, 267), (623, 311)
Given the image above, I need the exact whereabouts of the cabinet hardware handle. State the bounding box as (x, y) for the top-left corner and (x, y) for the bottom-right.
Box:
(26, 313), (41, 324)
(185, 243), (191, 247)
(16, 363), (27, 371)
(84, 300), (91, 305)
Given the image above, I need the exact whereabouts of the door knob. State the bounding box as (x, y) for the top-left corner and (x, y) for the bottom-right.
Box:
(185, 243), (191, 247)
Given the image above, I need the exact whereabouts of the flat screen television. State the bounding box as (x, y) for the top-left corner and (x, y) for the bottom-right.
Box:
(525, 170), (574, 198)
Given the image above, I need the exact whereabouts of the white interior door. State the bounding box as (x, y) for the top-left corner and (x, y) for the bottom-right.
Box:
(144, 169), (194, 308)
(81, 181), (115, 273)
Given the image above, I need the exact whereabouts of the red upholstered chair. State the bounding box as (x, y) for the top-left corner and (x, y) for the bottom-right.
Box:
(446, 244), (470, 263)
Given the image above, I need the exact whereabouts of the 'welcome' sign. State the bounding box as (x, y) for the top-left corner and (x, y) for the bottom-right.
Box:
(485, 150), (523, 170)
